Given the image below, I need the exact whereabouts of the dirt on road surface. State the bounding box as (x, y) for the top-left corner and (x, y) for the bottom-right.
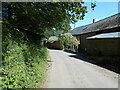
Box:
(44, 49), (118, 88)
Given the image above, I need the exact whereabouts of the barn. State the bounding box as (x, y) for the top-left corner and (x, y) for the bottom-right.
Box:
(46, 36), (60, 49)
(86, 32), (120, 56)
(70, 13), (120, 57)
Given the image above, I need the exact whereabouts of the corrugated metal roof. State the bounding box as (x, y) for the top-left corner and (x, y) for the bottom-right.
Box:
(86, 32), (120, 39)
(48, 36), (59, 41)
(70, 13), (120, 35)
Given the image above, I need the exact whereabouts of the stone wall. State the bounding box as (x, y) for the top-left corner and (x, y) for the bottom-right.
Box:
(46, 41), (60, 49)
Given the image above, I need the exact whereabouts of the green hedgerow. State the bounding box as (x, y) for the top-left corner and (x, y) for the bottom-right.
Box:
(1, 38), (48, 88)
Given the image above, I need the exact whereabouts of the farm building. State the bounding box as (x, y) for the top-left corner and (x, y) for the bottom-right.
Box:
(86, 32), (120, 56)
(70, 13), (120, 56)
(46, 36), (60, 49)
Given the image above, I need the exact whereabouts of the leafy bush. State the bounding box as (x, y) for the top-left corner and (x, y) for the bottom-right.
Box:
(1, 37), (48, 88)
(47, 40), (55, 43)
(59, 33), (79, 51)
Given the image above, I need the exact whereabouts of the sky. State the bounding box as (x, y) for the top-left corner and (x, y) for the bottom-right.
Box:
(83, 0), (120, 2)
(70, 1), (119, 30)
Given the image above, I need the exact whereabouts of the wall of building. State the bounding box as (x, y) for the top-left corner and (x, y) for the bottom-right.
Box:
(75, 36), (80, 41)
(80, 32), (96, 53)
(46, 41), (60, 49)
(86, 38), (120, 56)
(78, 27), (120, 53)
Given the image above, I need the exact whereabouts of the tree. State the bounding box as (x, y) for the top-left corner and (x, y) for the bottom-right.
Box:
(59, 33), (79, 51)
(2, 2), (88, 42)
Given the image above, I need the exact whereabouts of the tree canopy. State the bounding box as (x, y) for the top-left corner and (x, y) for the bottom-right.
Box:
(2, 2), (88, 42)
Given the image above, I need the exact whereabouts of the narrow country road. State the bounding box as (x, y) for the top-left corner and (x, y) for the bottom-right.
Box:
(44, 49), (118, 88)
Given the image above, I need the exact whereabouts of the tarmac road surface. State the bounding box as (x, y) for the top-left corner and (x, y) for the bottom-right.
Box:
(44, 49), (118, 88)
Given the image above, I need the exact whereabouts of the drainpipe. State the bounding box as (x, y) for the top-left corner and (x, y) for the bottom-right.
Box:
(93, 19), (95, 23)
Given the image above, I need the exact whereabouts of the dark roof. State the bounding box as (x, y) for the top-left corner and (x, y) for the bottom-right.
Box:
(70, 13), (120, 35)
(70, 24), (90, 35)
(86, 32), (120, 39)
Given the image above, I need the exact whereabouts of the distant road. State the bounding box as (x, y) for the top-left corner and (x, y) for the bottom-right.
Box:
(44, 49), (118, 88)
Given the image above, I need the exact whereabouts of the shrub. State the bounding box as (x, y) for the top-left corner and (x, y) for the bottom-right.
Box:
(47, 40), (55, 43)
(59, 33), (79, 51)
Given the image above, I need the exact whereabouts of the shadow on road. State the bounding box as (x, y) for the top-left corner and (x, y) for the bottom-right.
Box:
(65, 51), (120, 74)
(47, 60), (54, 62)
